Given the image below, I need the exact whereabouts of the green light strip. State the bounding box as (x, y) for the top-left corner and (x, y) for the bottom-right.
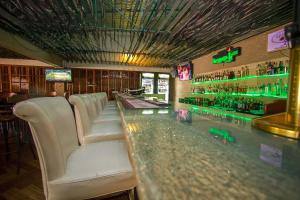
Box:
(209, 128), (236, 142)
(192, 73), (289, 85)
(191, 106), (253, 121)
(191, 92), (287, 99)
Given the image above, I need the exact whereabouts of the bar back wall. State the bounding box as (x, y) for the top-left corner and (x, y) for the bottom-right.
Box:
(174, 25), (290, 103)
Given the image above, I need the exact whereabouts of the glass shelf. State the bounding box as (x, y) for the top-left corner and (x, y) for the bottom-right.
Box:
(191, 92), (288, 99)
(192, 73), (289, 85)
(190, 105), (255, 121)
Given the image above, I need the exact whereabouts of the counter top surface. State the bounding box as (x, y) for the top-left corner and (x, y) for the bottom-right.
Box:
(118, 101), (300, 200)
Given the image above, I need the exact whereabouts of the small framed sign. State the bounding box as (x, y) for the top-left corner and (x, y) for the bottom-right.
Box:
(267, 29), (289, 52)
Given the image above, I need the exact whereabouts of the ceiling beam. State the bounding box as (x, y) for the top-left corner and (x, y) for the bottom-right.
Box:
(0, 28), (63, 66)
(0, 58), (53, 67)
(66, 62), (172, 73)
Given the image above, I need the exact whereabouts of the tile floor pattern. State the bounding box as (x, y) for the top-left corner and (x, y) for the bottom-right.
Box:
(0, 141), (130, 200)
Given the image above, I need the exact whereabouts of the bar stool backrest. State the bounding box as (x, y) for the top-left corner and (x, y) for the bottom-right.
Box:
(68, 95), (92, 144)
(96, 92), (108, 106)
(13, 97), (79, 196)
(81, 95), (97, 121)
(90, 94), (101, 114)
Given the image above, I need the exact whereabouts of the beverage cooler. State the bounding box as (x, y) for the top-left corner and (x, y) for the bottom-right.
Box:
(141, 73), (154, 94)
(158, 74), (170, 102)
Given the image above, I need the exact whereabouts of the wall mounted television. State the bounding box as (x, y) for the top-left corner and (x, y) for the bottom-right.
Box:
(176, 62), (193, 80)
(45, 69), (72, 82)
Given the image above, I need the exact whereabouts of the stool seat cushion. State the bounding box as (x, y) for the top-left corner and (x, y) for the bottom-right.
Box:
(102, 109), (119, 115)
(107, 101), (116, 106)
(94, 113), (121, 122)
(49, 140), (135, 200)
(84, 121), (124, 143)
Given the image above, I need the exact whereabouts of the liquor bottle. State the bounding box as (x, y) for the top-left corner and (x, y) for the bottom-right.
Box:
(276, 80), (282, 96)
(284, 59), (289, 74)
(237, 98), (243, 112)
(224, 71), (227, 80)
(271, 82), (277, 95)
(245, 66), (250, 76)
(259, 101), (265, 115)
(269, 83), (273, 95)
(236, 70), (241, 78)
(262, 62), (268, 75)
(283, 83), (288, 96)
(228, 71), (235, 79)
(272, 62), (277, 74)
(259, 84), (264, 95)
(235, 83), (239, 93)
(266, 62), (273, 75)
(256, 64), (261, 76)
(278, 61), (284, 74)
(264, 83), (268, 95)
(241, 67), (245, 77)
(273, 62), (278, 74)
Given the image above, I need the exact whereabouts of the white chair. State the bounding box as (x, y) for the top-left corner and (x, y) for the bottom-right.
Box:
(96, 92), (117, 108)
(87, 94), (120, 121)
(13, 97), (136, 200)
(69, 94), (124, 144)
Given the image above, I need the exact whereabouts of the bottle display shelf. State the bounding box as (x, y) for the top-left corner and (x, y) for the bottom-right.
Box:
(192, 73), (289, 85)
(190, 105), (257, 121)
(190, 92), (288, 99)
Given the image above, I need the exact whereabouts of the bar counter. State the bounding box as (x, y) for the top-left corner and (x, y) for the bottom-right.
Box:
(116, 98), (300, 200)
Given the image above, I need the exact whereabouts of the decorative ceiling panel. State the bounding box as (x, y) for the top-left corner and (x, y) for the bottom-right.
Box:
(0, 0), (293, 67)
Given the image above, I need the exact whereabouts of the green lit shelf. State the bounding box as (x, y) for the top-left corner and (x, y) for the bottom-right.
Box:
(191, 92), (287, 99)
(190, 105), (257, 121)
(192, 73), (289, 85)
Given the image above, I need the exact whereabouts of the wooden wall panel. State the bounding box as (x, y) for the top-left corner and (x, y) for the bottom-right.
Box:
(0, 65), (55, 96)
(0, 65), (141, 100)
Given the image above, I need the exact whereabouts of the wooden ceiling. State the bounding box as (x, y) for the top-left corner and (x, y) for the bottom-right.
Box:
(0, 0), (293, 67)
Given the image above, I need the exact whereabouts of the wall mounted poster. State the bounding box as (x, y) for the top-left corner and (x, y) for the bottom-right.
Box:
(267, 29), (288, 52)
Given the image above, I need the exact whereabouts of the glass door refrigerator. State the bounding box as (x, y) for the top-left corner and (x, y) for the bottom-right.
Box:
(141, 73), (154, 94)
(158, 74), (170, 102)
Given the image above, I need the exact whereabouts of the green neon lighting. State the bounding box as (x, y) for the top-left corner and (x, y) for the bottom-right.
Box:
(213, 49), (240, 64)
(191, 106), (200, 110)
(192, 73), (289, 85)
(191, 92), (287, 99)
(208, 128), (236, 143)
(191, 106), (253, 121)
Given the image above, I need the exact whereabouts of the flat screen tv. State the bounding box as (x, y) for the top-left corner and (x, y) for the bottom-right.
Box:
(176, 62), (193, 80)
(267, 29), (289, 52)
(45, 69), (72, 82)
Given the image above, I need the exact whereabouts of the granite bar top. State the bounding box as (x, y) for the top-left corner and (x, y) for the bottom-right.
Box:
(118, 100), (300, 200)
(118, 94), (166, 109)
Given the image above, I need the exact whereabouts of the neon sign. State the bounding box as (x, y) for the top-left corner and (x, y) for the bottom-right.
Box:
(212, 47), (241, 64)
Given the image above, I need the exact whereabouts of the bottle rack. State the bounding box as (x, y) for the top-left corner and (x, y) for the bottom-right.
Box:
(192, 73), (288, 85)
(179, 58), (289, 116)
